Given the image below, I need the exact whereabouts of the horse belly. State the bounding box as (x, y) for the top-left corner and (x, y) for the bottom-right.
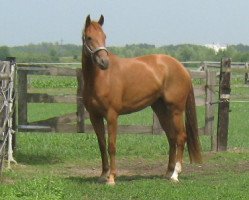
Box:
(120, 87), (160, 114)
(119, 65), (164, 114)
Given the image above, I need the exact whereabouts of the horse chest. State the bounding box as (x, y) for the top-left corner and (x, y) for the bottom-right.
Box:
(83, 91), (109, 115)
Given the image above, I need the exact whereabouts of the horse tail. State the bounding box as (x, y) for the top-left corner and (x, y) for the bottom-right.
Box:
(185, 85), (202, 164)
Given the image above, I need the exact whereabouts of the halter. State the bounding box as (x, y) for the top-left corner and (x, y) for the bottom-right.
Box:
(83, 36), (109, 61)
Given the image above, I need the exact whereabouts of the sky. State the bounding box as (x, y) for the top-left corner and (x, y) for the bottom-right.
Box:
(1, 0), (249, 47)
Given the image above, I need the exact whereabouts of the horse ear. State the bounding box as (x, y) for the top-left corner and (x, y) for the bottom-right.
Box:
(98, 15), (104, 26)
(85, 15), (91, 28)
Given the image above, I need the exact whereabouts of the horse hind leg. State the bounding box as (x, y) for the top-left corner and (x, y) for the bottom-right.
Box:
(168, 110), (187, 182)
(151, 99), (186, 182)
(169, 112), (187, 182)
(151, 100), (177, 178)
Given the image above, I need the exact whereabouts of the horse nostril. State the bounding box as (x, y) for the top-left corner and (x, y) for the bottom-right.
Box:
(95, 54), (109, 70)
(102, 59), (109, 69)
(97, 57), (109, 70)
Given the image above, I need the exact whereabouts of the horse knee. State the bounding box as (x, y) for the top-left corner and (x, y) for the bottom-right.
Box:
(177, 133), (187, 145)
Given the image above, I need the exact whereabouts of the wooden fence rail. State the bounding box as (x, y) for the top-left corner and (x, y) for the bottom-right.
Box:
(13, 60), (249, 152)
(16, 64), (216, 139)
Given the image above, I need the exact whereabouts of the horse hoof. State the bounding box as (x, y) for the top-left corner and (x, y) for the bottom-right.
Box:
(170, 177), (179, 183)
(98, 176), (108, 183)
(106, 176), (115, 186)
(164, 173), (171, 179)
(164, 170), (173, 180)
(106, 180), (115, 186)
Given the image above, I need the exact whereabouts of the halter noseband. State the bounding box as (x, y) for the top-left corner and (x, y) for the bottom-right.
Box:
(83, 36), (108, 59)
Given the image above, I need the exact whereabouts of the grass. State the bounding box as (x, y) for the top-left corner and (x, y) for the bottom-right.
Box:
(1, 75), (249, 199)
(1, 101), (249, 200)
(1, 133), (249, 199)
(28, 75), (77, 89)
(28, 103), (76, 123)
(228, 103), (249, 148)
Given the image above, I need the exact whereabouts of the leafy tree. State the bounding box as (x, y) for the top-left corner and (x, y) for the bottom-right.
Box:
(175, 45), (194, 61)
(4, 42), (249, 63)
(0, 46), (11, 60)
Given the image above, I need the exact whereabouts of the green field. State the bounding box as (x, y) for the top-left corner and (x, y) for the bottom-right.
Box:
(1, 74), (249, 199)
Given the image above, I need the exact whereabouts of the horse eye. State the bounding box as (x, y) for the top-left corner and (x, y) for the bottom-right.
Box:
(87, 36), (92, 41)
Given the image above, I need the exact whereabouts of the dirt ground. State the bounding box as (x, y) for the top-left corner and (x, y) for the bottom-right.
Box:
(2, 149), (249, 184)
(63, 151), (249, 180)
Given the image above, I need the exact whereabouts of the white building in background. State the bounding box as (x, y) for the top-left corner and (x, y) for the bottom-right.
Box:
(204, 43), (227, 53)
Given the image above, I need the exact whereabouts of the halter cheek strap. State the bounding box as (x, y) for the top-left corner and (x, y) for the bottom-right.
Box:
(83, 36), (109, 58)
(85, 44), (108, 55)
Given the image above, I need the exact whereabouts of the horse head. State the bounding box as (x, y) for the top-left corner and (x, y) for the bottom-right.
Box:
(83, 15), (109, 70)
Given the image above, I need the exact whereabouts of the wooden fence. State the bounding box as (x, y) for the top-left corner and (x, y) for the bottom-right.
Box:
(0, 58), (16, 174)
(14, 60), (249, 152)
(215, 59), (249, 151)
(17, 64), (80, 132)
(189, 60), (249, 151)
(16, 63), (216, 137)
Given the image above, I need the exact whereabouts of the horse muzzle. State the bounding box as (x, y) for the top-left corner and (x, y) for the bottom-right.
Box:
(97, 57), (109, 70)
(94, 50), (109, 70)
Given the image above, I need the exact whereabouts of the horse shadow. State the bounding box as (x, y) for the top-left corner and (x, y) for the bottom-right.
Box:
(14, 152), (62, 165)
(67, 174), (167, 185)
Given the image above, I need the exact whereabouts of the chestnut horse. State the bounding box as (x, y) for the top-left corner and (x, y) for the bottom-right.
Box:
(82, 15), (202, 185)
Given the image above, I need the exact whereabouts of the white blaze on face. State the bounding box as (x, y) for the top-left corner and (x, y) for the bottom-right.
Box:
(170, 161), (182, 182)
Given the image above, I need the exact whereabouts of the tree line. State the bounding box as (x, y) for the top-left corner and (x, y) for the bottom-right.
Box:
(1, 42), (249, 63)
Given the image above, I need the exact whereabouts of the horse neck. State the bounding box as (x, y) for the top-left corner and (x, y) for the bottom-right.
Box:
(82, 52), (115, 83)
(82, 54), (100, 84)
(82, 55), (92, 73)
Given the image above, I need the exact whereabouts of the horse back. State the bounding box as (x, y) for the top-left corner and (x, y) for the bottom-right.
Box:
(105, 54), (192, 113)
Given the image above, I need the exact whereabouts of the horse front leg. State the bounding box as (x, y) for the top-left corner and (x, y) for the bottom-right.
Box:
(106, 110), (118, 185)
(89, 114), (109, 182)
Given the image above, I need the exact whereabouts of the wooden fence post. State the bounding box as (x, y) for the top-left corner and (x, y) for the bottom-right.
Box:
(217, 58), (231, 151)
(76, 69), (85, 133)
(7, 57), (17, 150)
(17, 69), (28, 126)
(245, 62), (249, 84)
(205, 70), (216, 150)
